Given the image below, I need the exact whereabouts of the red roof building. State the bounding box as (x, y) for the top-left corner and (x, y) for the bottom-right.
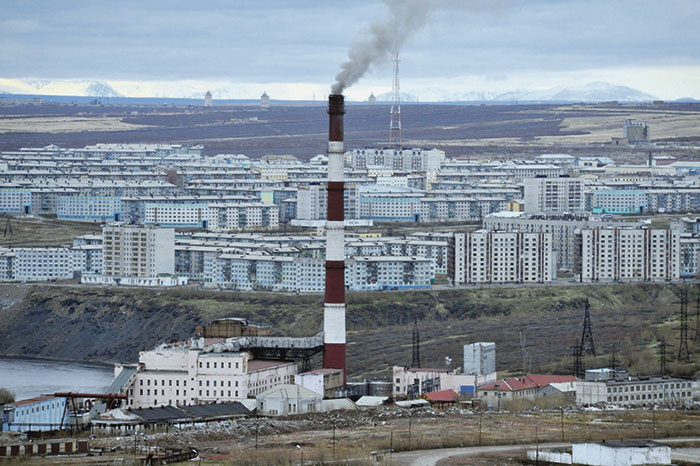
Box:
(422, 389), (458, 407)
(479, 374), (579, 408)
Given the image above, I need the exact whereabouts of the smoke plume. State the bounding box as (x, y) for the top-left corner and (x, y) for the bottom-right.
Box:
(331, 0), (433, 95)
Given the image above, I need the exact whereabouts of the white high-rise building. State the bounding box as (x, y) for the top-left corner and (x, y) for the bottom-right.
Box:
(579, 227), (680, 282)
(449, 231), (554, 285)
(523, 177), (585, 214)
(103, 224), (174, 277)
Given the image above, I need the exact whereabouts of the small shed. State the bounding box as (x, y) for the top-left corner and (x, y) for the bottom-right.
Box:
(422, 389), (458, 408)
(356, 396), (391, 408)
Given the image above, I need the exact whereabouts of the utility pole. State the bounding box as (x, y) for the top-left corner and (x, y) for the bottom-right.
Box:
(479, 410), (483, 446)
(332, 422), (336, 456)
(390, 430), (393, 465)
(560, 408), (565, 442)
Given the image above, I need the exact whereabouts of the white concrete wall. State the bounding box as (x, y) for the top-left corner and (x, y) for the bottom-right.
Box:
(572, 443), (671, 466)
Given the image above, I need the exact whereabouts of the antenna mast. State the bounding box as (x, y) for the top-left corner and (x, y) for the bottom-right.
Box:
(389, 51), (402, 149)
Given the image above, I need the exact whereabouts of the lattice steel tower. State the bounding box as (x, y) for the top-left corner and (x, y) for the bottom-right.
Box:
(678, 287), (690, 362)
(389, 51), (402, 149)
(580, 299), (596, 355)
(412, 317), (420, 368)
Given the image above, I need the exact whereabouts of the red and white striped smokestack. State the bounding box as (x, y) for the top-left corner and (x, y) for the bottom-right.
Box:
(324, 94), (346, 381)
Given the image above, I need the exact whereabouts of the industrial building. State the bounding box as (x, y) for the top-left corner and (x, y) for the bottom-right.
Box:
(115, 336), (301, 408)
(463, 342), (496, 376)
(392, 366), (497, 399)
(2, 396), (68, 432)
(576, 377), (695, 406)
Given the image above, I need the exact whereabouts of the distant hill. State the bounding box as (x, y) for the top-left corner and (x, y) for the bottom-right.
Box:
(85, 81), (123, 98)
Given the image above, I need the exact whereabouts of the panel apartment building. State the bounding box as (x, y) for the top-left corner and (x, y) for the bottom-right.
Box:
(523, 176), (585, 215)
(483, 213), (639, 271)
(448, 231), (554, 285)
(103, 224), (175, 277)
(578, 227), (680, 282)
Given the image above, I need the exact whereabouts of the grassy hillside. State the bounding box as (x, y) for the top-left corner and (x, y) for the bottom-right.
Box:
(0, 282), (698, 380)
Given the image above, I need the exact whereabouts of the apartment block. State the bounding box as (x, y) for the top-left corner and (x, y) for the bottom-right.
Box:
(345, 256), (432, 291)
(523, 176), (585, 214)
(102, 224), (175, 277)
(57, 196), (122, 222)
(13, 248), (76, 281)
(448, 231), (554, 284)
(483, 213), (639, 271)
(579, 227), (680, 282)
(0, 188), (32, 214)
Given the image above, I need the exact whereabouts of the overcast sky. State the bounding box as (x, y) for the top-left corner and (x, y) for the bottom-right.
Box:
(1, 0), (699, 100)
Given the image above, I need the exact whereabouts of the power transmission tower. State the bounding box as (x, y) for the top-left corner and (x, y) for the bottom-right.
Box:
(677, 287), (690, 363)
(411, 317), (420, 368)
(389, 51), (402, 150)
(695, 285), (700, 342)
(580, 299), (596, 355)
(571, 341), (584, 379)
(609, 343), (620, 379)
(657, 337), (667, 376)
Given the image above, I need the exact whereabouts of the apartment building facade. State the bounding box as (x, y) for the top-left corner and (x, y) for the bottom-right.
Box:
(579, 227), (680, 282)
(523, 176), (585, 215)
(102, 224), (175, 277)
(448, 231), (554, 285)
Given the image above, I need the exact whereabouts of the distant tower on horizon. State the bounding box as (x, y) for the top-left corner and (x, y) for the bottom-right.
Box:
(261, 91), (270, 109)
(368, 93), (376, 105)
(204, 90), (212, 107)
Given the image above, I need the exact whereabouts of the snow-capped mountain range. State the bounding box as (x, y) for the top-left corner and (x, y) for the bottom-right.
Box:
(0, 78), (661, 103)
(377, 82), (657, 103)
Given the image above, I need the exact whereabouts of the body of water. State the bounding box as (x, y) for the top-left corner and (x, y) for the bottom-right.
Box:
(0, 357), (114, 401)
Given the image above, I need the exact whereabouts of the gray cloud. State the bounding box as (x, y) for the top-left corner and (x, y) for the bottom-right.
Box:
(0, 0), (698, 83)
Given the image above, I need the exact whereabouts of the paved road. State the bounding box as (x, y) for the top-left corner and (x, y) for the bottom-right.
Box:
(391, 437), (700, 466)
